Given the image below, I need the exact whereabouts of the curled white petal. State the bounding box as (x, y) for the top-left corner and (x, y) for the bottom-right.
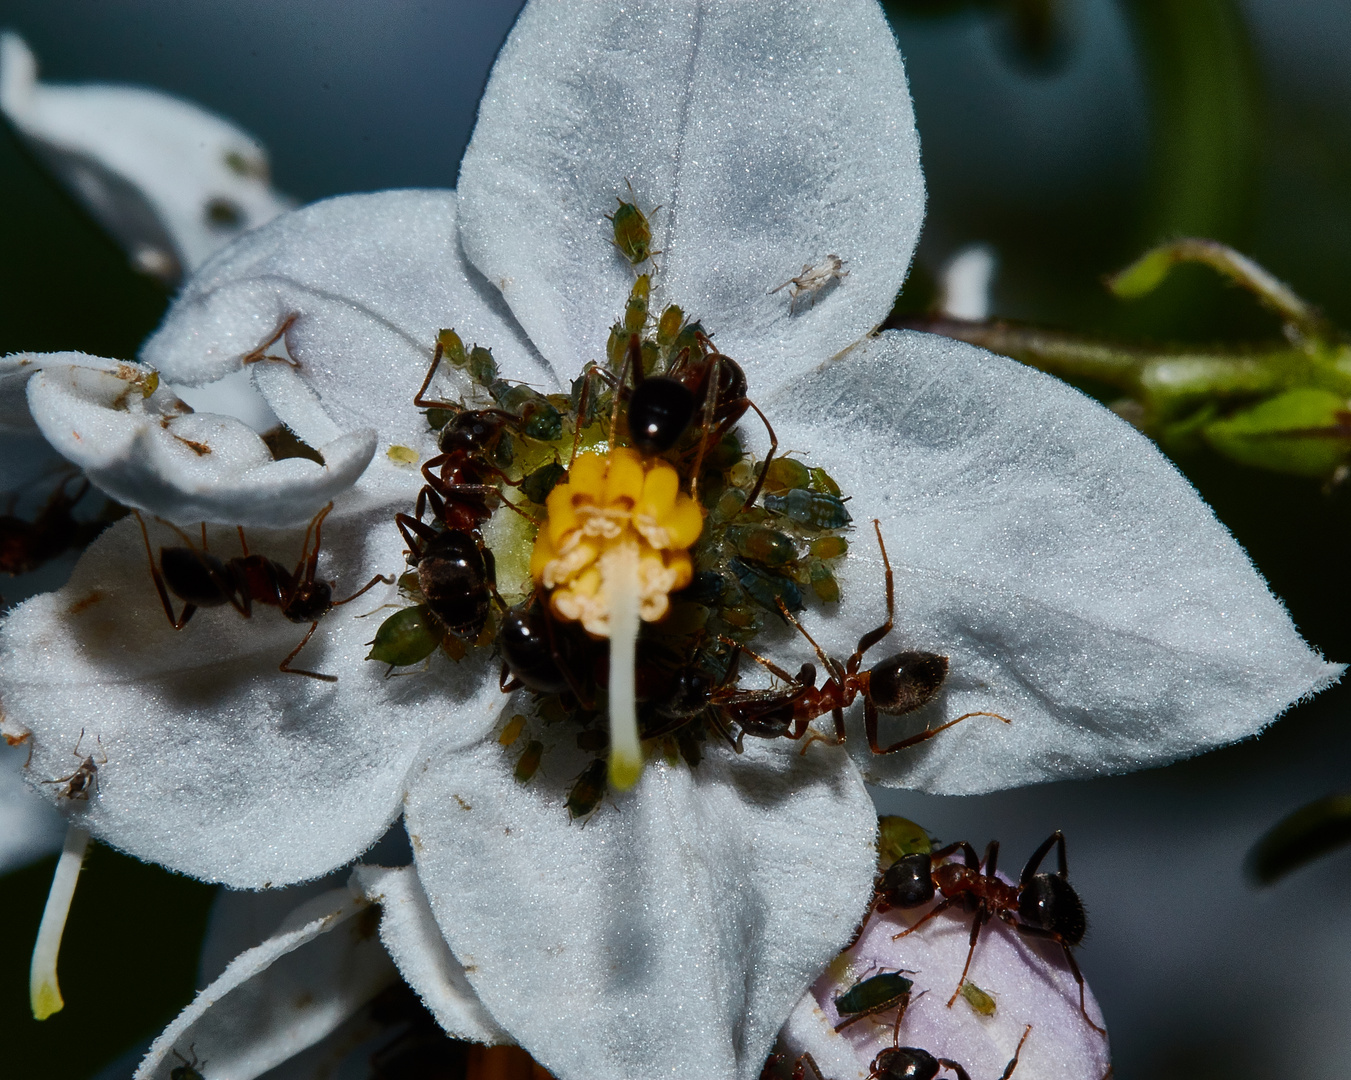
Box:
(351, 863), (511, 1045)
(135, 887), (397, 1080)
(0, 31), (293, 282)
(938, 244), (998, 321)
(22, 352), (375, 527)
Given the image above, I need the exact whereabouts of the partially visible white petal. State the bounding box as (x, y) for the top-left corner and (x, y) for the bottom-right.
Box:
(404, 737), (877, 1080)
(0, 501), (507, 888)
(764, 330), (1340, 793)
(352, 863), (511, 1045)
(458, 0), (922, 394)
(22, 353), (375, 527)
(0, 743), (64, 874)
(135, 887), (397, 1080)
(0, 32), (293, 283)
(0, 353), (42, 431)
(938, 244), (997, 321)
(141, 191), (554, 449)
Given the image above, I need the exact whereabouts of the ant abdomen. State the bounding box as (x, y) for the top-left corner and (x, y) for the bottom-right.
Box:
(417, 531), (493, 640)
(628, 375), (696, 454)
(1017, 873), (1086, 945)
(160, 547), (236, 606)
(868, 651), (948, 716)
(497, 605), (570, 694)
(872, 1046), (942, 1080)
(878, 852), (936, 909)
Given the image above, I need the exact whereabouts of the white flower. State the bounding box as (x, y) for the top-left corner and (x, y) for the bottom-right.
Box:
(0, 2), (1338, 1080)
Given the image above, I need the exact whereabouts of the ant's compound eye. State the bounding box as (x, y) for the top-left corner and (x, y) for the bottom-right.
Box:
(869, 652), (948, 716)
(880, 852), (935, 908)
(627, 376), (696, 454)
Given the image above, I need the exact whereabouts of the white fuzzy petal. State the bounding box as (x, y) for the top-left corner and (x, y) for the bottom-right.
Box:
(458, 0), (922, 394)
(0, 744), (64, 874)
(761, 330), (1340, 794)
(0, 502), (507, 888)
(352, 863), (511, 1045)
(22, 352), (374, 528)
(140, 190), (554, 450)
(0, 32), (293, 283)
(135, 887), (397, 1080)
(404, 736), (877, 1080)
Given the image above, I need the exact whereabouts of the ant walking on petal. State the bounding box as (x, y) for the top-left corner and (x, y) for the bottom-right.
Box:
(880, 831), (1105, 1038)
(136, 503), (391, 682)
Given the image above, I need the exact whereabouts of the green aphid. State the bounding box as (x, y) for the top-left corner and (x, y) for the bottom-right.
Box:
(808, 466), (841, 496)
(762, 457), (811, 495)
(640, 340), (660, 378)
(608, 189), (658, 265)
(730, 556), (804, 614)
(657, 304), (684, 352)
(725, 525), (796, 567)
(833, 971), (914, 1031)
(425, 407), (454, 432)
(960, 981), (997, 1017)
(396, 570), (421, 596)
(491, 382), (563, 442)
(367, 605), (440, 668)
(877, 815), (933, 865)
(702, 432), (744, 472)
(469, 344), (498, 387)
(624, 274), (651, 334)
(437, 328), (469, 367)
(521, 462), (567, 504)
(713, 487), (749, 522)
(606, 323), (628, 373)
(671, 321), (707, 360)
(764, 489), (852, 530)
(571, 365), (609, 427)
(567, 758), (608, 818)
(493, 430), (516, 469)
(514, 740), (544, 783)
(809, 560), (839, 603)
(809, 535), (848, 560)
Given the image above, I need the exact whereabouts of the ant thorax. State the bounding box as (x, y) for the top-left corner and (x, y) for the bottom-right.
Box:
(372, 216), (854, 819)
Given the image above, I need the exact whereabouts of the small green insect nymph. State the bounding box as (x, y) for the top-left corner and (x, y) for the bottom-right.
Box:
(607, 181), (661, 267)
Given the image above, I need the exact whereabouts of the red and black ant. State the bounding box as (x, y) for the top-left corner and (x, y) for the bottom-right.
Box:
(786, 1017), (1031, 1080)
(879, 831), (1105, 1037)
(0, 474), (103, 577)
(136, 503), (391, 682)
(667, 521), (1008, 756)
(42, 728), (105, 800)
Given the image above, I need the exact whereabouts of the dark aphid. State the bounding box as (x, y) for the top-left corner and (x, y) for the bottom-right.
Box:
(764, 489), (852, 530)
(170, 1047), (206, 1080)
(519, 462), (567, 505)
(567, 758), (608, 819)
(833, 970), (914, 1032)
(725, 525), (797, 567)
(888, 833), (1103, 1038)
(607, 185), (660, 266)
(490, 382), (563, 442)
(367, 605), (441, 669)
(628, 376), (697, 454)
(730, 556), (804, 614)
(513, 740), (544, 783)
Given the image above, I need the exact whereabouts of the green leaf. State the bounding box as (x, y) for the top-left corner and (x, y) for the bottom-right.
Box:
(1247, 794), (1351, 885)
(1202, 388), (1350, 477)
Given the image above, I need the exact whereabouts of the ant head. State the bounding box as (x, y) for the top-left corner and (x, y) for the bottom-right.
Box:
(284, 581), (333, 622)
(663, 668), (714, 719)
(872, 1046), (940, 1080)
(1017, 872), (1086, 945)
(627, 375), (696, 454)
(867, 652), (948, 716)
(438, 410), (506, 455)
(878, 852), (935, 909)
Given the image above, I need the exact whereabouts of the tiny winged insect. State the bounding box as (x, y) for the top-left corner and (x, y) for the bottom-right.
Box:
(882, 831), (1105, 1037)
(832, 969), (916, 1033)
(42, 727), (105, 800)
(136, 503), (392, 682)
(770, 254), (849, 313)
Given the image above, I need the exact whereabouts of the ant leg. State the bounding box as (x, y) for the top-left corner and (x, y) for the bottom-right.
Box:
(297, 502), (335, 584)
(412, 341), (460, 410)
(242, 312), (300, 366)
(738, 398), (779, 510)
(134, 511), (194, 629)
(1060, 943), (1106, 1037)
(946, 908), (992, 1007)
(607, 335), (638, 451)
(687, 352), (723, 504)
(867, 706), (1011, 756)
(791, 1052), (826, 1080)
(331, 573), (395, 607)
(396, 512), (439, 553)
(891, 894), (959, 940)
(928, 840), (982, 869)
(1019, 830), (1067, 888)
(983, 840), (1000, 879)
(278, 621), (338, 683)
(797, 703), (846, 755)
(715, 633), (801, 684)
(775, 600), (841, 677)
(850, 521), (894, 673)
(236, 526), (250, 557)
(995, 1025), (1034, 1080)
(935, 1063), (972, 1080)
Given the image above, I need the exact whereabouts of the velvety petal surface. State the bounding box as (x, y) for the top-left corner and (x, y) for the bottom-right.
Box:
(0, 32), (292, 284)
(22, 352), (375, 527)
(760, 330), (1339, 793)
(404, 735), (878, 1080)
(457, 0), (922, 394)
(136, 887), (397, 1080)
(141, 190), (554, 450)
(352, 863), (511, 1044)
(0, 498), (506, 887)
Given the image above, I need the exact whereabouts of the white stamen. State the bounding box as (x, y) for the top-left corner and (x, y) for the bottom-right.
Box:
(607, 539), (643, 791)
(939, 243), (997, 321)
(30, 823), (90, 1019)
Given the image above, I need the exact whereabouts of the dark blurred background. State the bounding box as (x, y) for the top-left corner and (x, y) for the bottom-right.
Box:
(2, 1), (1351, 1077)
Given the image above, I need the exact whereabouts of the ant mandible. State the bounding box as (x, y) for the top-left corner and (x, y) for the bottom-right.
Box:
(136, 503), (391, 682)
(711, 521), (1009, 755)
(879, 831), (1106, 1037)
